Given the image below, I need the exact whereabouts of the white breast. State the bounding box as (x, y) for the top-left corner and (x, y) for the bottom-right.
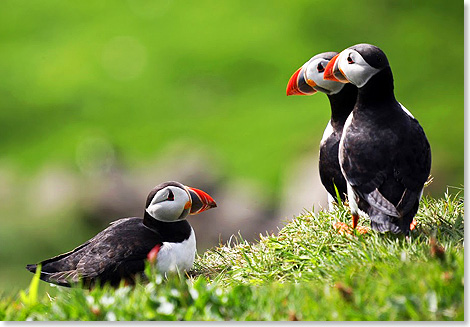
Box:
(156, 228), (196, 273)
(338, 112), (354, 174)
(320, 120), (334, 146)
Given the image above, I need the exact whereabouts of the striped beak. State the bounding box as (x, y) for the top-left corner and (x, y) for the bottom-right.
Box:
(286, 66), (317, 96)
(186, 186), (217, 215)
(323, 53), (349, 83)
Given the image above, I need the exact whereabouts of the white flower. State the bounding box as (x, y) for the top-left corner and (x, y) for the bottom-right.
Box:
(114, 286), (131, 298)
(100, 295), (115, 307)
(157, 298), (175, 315)
(86, 295), (95, 305)
(106, 311), (117, 321)
(428, 291), (438, 313)
(155, 274), (163, 285)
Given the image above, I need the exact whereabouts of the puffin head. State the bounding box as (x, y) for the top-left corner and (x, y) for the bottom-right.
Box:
(145, 181), (217, 222)
(323, 43), (389, 88)
(286, 52), (347, 96)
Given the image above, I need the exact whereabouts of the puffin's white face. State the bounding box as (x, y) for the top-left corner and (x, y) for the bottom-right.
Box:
(334, 50), (380, 88)
(303, 57), (345, 95)
(146, 186), (191, 222)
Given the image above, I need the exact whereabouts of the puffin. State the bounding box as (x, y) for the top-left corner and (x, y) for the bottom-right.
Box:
(286, 52), (358, 210)
(323, 43), (431, 234)
(26, 181), (217, 287)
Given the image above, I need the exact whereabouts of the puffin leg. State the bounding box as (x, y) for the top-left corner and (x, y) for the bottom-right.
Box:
(410, 219), (417, 231)
(352, 214), (359, 229)
(351, 213), (369, 233)
(333, 184), (369, 235)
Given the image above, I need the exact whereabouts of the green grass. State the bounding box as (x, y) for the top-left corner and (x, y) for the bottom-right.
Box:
(0, 0), (463, 293)
(0, 190), (464, 321)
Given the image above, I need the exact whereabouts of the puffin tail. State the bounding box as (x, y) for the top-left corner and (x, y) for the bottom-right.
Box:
(369, 197), (419, 235)
(26, 264), (37, 273)
(26, 264), (73, 287)
(368, 208), (402, 234)
(25, 263), (48, 282)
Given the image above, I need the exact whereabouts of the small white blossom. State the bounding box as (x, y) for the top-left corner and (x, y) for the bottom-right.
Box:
(157, 297), (175, 315)
(86, 295), (95, 305)
(428, 291), (438, 313)
(155, 274), (163, 285)
(114, 286), (131, 298)
(106, 311), (117, 321)
(100, 295), (115, 307)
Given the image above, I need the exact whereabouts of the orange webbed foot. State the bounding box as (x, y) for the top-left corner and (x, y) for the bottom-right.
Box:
(333, 220), (369, 235)
(410, 219), (418, 231)
(333, 221), (351, 235)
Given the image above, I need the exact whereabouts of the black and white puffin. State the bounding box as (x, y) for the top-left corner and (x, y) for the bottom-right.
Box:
(286, 52), (358, 210)
(26, 181), (217, 287)
(323, 43), (431, 234)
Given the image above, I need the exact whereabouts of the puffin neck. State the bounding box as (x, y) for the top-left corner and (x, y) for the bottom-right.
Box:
(143, 212), (192, 240)
(356, 67), (397, 108)
(327, 83), (357, 127)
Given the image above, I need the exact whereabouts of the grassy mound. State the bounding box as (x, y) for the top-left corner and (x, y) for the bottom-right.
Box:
(1, 191), (464, 321)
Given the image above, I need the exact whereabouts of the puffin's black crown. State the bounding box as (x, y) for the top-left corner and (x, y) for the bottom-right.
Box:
(349, 43), (389, 69)
(310, 51), (339, 62)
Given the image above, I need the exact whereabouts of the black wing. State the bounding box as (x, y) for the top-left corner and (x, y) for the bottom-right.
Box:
(76, 218), (163, 286)
(26, 240), (92, 286)
(393, 117), (432, 204)
(26, 217), (162, 287)
(341, 107), (431, 218)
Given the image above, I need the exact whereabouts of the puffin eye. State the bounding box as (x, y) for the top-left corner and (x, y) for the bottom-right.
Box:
(317, 62), (325, 73)
(167, 189), (174, 201)
(347, 54), (354, 64)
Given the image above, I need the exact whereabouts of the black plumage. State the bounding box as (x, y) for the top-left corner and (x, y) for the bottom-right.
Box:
(26, 217), (191, 287)
(26, 181), (216, 287)
(330, 44), (431, 234)
(318, 82), (357, 202)
(286, 52), (358, 204)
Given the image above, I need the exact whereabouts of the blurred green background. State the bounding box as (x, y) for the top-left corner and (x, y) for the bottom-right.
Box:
(0, 0), (463, 293)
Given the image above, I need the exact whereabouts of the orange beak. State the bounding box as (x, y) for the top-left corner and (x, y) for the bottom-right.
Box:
(323, 53), (349, 83)
(286, 67), (317, 96)
(187, 186), (217, 215)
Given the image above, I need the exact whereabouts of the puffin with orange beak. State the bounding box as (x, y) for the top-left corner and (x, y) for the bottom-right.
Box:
(286, 52), (358, 211)
(26, 181), (217, 287)
(323, 43), (431, 235)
